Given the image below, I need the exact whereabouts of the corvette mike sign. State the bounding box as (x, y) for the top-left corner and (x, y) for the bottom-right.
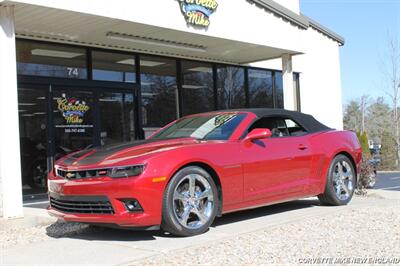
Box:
(178, 0), (218, 28)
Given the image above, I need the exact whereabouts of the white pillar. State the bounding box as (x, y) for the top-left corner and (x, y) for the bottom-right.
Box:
(281, 53), (296, 111)
(0, 5), (23, 218)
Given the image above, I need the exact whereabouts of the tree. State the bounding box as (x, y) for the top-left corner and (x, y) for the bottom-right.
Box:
(365, 97), (391, 142)
(343, 100), (362, 132)
(380, 130), (397, 170)
(360, 95), (370, 133)
(356, 131), (370, 158)
(381, 34), (400, 168)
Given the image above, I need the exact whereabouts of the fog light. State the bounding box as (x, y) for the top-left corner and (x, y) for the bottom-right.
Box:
(122, 199), (143, 212)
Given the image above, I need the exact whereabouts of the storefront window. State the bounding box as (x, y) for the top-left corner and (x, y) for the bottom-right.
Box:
(92, 51), (136, 83)
(275, 71), (284, 108)
(248, 69), (273, 108)
(18, 87), (48, 194)
(181, 61), (214, 116)
(99, 92), (135, 146)
(16, 40), (87, 79)
(217, 66), (246, 109)
(140, 56), (178, 138)
(294, 73), (301, 111)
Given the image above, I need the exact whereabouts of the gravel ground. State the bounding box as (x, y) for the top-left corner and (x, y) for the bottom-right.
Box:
(1, 196), (399, 265)
(131, 199), (400, 266)
(0, 221), (96, 249)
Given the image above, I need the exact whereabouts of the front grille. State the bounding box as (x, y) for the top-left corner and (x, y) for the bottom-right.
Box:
(56, 168), (108, 180)
(50, 196), (114, 214)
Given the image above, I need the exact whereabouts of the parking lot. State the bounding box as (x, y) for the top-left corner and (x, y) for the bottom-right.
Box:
(1, 172), (400, 265)
(375, 172), (400, 191)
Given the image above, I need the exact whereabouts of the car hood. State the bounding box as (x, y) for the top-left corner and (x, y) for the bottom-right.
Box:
(58, 138), (200, 168)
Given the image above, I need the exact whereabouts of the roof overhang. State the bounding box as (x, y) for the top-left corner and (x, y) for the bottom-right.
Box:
(6, 2), (301, 65)
(248, 0), (345, 45)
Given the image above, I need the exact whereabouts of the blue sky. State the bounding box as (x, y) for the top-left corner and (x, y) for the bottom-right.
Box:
(300, 0), (400, 104)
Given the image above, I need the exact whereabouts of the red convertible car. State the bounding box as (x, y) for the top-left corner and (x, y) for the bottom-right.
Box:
(48, 109), (362, 236)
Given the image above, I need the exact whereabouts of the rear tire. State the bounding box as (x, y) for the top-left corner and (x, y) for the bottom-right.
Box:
(318, 155), (356, 206)
(161, 166), (218, 237)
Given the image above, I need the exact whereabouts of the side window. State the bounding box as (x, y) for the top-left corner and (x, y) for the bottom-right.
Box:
(247, 117), (307, 138)
(248, 117), (288, 138)
(285, 119), (307, 136)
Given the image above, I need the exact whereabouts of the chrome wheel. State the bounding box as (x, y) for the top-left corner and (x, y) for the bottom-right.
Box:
(173, 174), (214, 230)
(332, 160), (354, 201)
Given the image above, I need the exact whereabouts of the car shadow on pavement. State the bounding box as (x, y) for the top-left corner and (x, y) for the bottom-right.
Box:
(45, 198), (321, 241)
(46, 221), (163, 241)
(212, 198), (321, 228)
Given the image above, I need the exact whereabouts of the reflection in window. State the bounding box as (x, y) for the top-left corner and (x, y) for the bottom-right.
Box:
(275, 72), (284, 108)
(92, 51), (136, 83)
(182, 61), (214, 116)
(217, 66), (246, 109)
(99, 92), (135, 146)
(140, 56), (178, 137)
(151, 113), (246, 141)
(16, 40), (87, 79)
(18, 88), (48, 193)
(248, 69), (273, 108)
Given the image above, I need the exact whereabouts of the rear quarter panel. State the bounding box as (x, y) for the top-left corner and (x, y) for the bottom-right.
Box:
(307, 130), (362, 194)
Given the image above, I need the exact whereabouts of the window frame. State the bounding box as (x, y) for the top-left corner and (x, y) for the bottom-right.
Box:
(241, 115), (309, 139)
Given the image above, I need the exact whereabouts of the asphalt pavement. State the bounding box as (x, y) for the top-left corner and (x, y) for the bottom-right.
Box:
(375, 172), (400, 191)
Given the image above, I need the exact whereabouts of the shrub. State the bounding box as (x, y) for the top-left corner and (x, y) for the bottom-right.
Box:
(355, 155), (375, 195)
(355, 132), (374, 195)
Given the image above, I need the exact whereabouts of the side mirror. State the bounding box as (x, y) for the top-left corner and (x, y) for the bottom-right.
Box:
(244, 128), (272, 142)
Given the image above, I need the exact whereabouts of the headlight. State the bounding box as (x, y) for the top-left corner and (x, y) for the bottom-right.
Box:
(108, 164), (146, 179)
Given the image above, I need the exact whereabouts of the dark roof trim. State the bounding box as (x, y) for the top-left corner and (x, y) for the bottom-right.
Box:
(248, 0), (309, 29)
(304, 15), (345, 45)
(218, 108), (332, 133)
(247, 0), (345, 45)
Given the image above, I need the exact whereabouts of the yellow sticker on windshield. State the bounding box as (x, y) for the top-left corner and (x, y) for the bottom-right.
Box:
(214, 114), (236, 127)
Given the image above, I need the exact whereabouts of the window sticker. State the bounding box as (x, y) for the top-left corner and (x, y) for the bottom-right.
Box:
(57, 94), (90, 124)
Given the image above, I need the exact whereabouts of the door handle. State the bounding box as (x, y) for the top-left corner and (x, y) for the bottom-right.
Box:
(298, 144), (308, 150)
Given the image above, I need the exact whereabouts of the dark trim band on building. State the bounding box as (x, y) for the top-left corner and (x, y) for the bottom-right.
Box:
(248, 0), (309, 29)
(304, 15), (345, 45)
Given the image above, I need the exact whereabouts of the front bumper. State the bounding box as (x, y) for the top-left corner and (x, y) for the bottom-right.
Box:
(47, 171), (165, 228)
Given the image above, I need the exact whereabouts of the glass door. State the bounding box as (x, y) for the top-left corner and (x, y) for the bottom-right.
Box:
(18, 80), (138, 196)
(52, 88), (95, 156)
(18, 86), (49, 194)
(51, 87), (136, 154)
(98, 91), (135, 146)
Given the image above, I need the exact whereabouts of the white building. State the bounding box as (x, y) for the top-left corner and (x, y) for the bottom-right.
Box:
(0, 0), (344, 218)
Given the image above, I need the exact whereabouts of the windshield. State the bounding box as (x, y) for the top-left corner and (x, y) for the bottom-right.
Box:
(150, 113), (247, 141)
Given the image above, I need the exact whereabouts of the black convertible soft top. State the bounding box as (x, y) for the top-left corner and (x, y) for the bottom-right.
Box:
(220, 108), (332, 133)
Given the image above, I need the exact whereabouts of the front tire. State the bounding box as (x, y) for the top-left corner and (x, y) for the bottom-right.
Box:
(161, 166), (219, 237)
(318, 155), (356, 206)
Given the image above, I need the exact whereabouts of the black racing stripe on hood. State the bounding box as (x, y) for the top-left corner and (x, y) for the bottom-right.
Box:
(63, 139), (161, 166)
(63, 149), (92, 165)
